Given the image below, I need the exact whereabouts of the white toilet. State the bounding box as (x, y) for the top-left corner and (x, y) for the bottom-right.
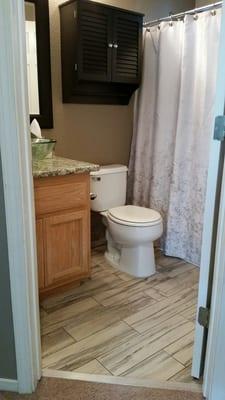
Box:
(90, 165), (163, 278)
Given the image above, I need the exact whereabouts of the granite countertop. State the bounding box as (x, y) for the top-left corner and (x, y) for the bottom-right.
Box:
(33, 156), (99, 178)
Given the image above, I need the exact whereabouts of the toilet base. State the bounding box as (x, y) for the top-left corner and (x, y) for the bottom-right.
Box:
(105, 242), (156, 278)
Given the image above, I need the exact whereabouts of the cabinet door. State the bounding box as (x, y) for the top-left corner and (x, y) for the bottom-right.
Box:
(78, 2), (112, 82)
(112, 11), (142, 84)
(36, 219), (45, 289)
(44, 210), (90, 286)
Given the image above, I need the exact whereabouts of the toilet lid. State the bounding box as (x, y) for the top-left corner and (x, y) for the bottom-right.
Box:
(108, 205), (162, 227)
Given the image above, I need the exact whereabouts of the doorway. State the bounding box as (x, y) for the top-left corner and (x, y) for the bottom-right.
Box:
(1, 0), (225, 398)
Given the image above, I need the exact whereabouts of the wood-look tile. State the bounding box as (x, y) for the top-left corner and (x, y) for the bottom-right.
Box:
(123, 351), (184, 381)
(42, 321), (139, 370)
(40, 308), (48, 318)
(179, 304), (197, 322)
(153, 270), (199, 297)
(165, 332), (194, 367)
(41, 274), (121, 312)
(144, 287), (168, 301)
(93, 280), (147, 306)
(73, 359), (111, 375)
(166, 263), (197, 278)
(65, 297), (155, 341)
(156, 255), (184, 268)
(156, 259), (195, 275)
(98, 316), (194, 376)
(124, 297), (171, 328)
(129, 293), (196, 334)
(115, 271), (139, 282)
(40, 248), (200, 387)
(41, 297), (99, 335)
(41, 328), (75, 357)
(124, 287), (196, 330)
(170, 365), (202, 386)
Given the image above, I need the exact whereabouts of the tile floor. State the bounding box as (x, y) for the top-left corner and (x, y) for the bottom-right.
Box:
(40, 247), (200, 386)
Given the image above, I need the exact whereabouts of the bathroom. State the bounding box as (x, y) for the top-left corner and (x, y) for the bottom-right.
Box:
(26, 0), (221, 391)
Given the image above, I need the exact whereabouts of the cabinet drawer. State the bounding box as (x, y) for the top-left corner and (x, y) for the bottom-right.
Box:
(34, 174), (89, 216)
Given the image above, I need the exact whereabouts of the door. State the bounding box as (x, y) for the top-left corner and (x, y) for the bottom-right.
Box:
(111, 10), (142, 84)
(192, 2), (225, 380)
(44, 210), (90, 286)
(78, 1), (112, 82)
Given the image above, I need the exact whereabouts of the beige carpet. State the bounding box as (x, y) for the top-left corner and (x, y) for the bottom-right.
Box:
(0, 378), (203, 400)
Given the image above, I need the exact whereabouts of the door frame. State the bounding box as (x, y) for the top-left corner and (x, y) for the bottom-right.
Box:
(0, 0), (41, 393)
(192, 0), (225, 381)
(203, 146), (225, 399)
(1, 0), (225, 397)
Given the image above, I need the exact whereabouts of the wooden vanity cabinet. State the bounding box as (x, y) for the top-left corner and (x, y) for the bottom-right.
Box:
(34, 173), (91, 297)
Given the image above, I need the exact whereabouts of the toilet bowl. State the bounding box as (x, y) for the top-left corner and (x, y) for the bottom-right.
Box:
(102, 205), (163, 277)
(90, 165), (163, 278)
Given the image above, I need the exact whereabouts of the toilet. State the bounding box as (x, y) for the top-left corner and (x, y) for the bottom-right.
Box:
(90, 165), (163, 278)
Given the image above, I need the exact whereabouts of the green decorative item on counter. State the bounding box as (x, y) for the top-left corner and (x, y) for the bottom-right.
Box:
(32, 138), (56, 160)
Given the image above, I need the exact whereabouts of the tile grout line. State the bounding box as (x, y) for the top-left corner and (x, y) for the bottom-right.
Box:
(95, 358), (114, 376)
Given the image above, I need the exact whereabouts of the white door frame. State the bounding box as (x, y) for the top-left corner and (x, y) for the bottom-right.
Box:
(192, 1), (225, 380)
(1, 0), (225, 397)
(202, 6), (225, 392)
(203, 146), (225, 399)
(0, 0), (41, 393)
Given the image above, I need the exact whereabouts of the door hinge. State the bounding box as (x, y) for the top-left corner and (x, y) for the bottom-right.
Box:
(214, 115), (225, 141)
(198, 307), (210, 329)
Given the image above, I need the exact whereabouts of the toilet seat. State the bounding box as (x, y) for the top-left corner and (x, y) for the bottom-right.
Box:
(108, 205), (162, 227)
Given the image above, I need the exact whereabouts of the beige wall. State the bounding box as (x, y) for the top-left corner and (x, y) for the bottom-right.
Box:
(43, 0), (194, 165)
(196, 0), (214, 6)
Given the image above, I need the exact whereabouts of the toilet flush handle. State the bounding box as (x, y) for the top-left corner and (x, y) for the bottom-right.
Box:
(90, 193), (97, 200)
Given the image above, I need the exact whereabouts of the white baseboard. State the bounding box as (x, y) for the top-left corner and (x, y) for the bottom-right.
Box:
(0, 378), (18, 392)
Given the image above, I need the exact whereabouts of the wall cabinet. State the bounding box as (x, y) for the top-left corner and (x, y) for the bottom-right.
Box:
(59, 0), (143, 104)
(34, 173), (90, 297)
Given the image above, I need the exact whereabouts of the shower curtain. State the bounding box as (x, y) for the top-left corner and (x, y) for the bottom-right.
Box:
(128, 10), (221, 266)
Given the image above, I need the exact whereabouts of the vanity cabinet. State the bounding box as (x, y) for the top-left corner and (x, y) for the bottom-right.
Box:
(34, 173), (91, 297)
(59, 0), (143, 104)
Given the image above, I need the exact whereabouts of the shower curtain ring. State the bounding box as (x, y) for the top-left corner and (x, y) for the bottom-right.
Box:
(169, 12), (173, 27)
(193, 12), (198, 21)
(211, 4), (217, 16)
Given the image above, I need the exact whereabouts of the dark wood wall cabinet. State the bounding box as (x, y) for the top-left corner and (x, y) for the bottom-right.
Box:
(59, 0), (143, 105)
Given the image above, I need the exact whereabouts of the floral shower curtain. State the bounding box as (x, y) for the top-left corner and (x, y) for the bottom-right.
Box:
(128, 10), (221, 266)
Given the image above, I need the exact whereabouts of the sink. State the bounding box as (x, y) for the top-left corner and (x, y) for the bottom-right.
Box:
(32, 138), (56, 161)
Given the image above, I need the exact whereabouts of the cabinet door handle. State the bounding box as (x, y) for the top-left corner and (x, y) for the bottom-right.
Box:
(113, 43), (118, 49)
(108, 43), (113, 48)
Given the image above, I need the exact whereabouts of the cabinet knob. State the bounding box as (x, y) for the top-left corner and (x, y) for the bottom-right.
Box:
(108, 43), (113, 48)
(113, 43), (118, 49)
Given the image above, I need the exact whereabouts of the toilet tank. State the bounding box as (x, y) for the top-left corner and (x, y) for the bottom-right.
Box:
(90, 165), (128, 212)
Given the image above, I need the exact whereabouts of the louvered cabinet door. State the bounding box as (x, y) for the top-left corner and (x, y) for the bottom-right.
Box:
(78, 2), (112, 82)
(112, 11), (142, 84)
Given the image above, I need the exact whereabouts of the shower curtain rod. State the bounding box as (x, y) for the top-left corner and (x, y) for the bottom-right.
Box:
(144, 1), (222, 27)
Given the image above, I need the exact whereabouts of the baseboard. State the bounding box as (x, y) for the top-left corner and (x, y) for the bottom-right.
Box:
(0, 378), (18, 392)
(43, 369), (202, 394)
